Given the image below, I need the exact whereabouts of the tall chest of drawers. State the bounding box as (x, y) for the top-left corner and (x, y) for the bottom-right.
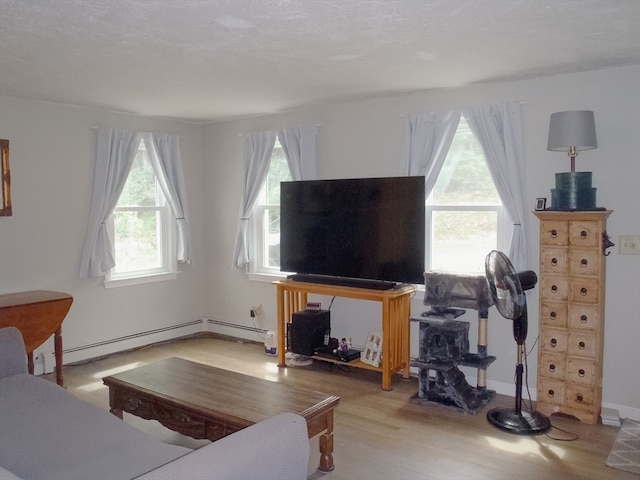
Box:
(534, 210), (612, 424)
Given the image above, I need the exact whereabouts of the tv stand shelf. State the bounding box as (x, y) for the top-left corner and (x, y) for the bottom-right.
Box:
(274, 280), (416, 390)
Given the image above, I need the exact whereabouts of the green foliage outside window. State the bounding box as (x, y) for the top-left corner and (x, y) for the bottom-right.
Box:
(113, 145), (162, 273)
(264, 142), (292, 268)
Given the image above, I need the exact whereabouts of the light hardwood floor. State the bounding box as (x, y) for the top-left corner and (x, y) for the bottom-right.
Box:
(44, 334), (633, 480)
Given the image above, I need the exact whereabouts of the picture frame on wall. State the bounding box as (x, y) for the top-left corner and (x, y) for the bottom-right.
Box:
(0, 139), (11, 217)
(535, 198), (547, 211)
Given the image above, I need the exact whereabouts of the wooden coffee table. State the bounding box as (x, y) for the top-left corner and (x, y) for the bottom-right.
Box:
(103, 357), (340, 472)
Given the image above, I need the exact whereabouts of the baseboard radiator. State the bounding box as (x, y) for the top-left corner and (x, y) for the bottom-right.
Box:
(34, 319), (207, 372)
(64, 319), (205, 355)
(206, 318), (268, 335)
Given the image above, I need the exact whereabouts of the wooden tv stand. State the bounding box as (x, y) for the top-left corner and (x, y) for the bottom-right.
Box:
(274, 280), (416, 390)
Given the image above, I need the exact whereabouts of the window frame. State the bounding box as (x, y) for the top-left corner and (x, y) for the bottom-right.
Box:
(248, 138), (292, 281)
(425, 203), (509, 273)
(104, 141), (178, 288)
(424, 118), (509, 274)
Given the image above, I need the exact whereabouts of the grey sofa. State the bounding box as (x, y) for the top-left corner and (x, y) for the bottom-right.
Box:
(0, 327), (309, 480)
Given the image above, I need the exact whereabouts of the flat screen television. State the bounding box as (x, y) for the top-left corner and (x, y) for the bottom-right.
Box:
(280, 176), (425, 289)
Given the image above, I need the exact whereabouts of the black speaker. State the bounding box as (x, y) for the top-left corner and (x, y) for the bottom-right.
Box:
(288, 310), (331, 356)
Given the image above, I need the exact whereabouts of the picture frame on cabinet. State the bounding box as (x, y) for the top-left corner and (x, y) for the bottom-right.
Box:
(535, 198), (547, 211)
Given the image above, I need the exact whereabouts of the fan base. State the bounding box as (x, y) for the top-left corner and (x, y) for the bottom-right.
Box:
(487, 407), (551, 435)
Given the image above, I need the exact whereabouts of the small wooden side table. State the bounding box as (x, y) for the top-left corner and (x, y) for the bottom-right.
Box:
(0, 290), (73, 386)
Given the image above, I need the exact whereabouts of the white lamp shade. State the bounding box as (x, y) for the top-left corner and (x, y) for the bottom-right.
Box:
(547, 110), (597, 152)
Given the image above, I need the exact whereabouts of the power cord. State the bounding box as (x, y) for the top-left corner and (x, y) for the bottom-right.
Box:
(522, 335), (579, 442)
(327, 296), (336, 310)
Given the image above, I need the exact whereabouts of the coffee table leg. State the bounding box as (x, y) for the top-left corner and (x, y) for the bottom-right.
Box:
(110, 407), (123, 420)
(318, 411), (335, 472)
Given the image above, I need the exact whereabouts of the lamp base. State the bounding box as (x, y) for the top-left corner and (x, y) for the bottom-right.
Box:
(487, 407), (551, 435)
(551, 171), (596, 210)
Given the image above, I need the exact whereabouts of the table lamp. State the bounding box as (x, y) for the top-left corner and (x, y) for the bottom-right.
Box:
(547, 110), (598, 210)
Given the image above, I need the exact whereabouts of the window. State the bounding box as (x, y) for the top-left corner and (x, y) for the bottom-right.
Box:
(427, 117), (507, 273)
(251, 138), (292, 276)
(105, 140), (176, 287)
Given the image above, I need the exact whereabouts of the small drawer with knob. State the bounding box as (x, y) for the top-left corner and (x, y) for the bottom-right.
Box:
(568, 331), (598, 358)
(541, 302), (567, 328)
(538, 379), (566, 407)
(567, 358), (597, 385)
(539, 352), (566, 380)
(541, 221), (569, 246)
(565, 385), (595, 412)
(540, 275), (569, 302)
(568, 304), (599, 331)
(569, 222), (600, 248)
(569, 249), (600, 276)
(541, 248), (568, 274)
(540, 328), (568, 353)
(569, 277), (599, 304)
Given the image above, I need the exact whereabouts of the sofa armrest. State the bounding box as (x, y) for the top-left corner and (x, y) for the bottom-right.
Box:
(0, 465), (24, 480)
(136, 412), (310, 480)
(0, 327), (28, 378)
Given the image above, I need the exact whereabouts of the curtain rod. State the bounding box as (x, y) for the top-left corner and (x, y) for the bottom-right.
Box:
(90, 127), (183, 138)
(238, 124), (322, 137)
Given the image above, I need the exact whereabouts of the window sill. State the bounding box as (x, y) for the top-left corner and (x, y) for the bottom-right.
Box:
(247, 271), (289, 283)
(105, 271), (178, 289)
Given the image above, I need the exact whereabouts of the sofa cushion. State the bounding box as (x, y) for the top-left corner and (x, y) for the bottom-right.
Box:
(0, 327), (27, 378)
(0, 373), (190, 480)
(136, 412), (310, 480)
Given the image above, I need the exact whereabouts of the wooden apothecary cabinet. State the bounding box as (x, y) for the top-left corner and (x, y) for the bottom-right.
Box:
(534, 210), (612, 424)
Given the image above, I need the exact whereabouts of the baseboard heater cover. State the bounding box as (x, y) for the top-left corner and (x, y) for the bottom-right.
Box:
(63, 319), (204, 354)
(206, 318), (269, 335)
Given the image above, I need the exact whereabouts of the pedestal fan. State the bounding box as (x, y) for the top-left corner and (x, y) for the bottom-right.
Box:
(485, 250), (551, 435)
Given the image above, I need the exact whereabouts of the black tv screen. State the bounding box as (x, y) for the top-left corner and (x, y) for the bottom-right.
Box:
(280, 176), (425, 286)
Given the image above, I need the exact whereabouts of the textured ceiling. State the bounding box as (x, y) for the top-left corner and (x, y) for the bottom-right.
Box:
(1, 0), (639, 122)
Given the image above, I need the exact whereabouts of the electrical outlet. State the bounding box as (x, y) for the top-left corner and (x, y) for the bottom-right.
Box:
(250, 305), (262, 317)
(34, 352), (46, 375)
(619, 235), (640, 255)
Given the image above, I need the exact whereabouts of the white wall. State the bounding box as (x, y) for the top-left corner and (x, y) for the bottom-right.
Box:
(203, 66), (640, 419)
(0, 66), (637, 419)
(0, 97), (208, 363)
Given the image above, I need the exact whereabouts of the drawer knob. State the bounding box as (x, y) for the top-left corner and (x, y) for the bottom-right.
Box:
(550, 338), (557, 348)
(548, 389), (555, 398)
(551, 285), (558, 293)
(549, 364), (556, 372)
(580, 287), (588, 296)
(580, 314), (588, 324)
(578, 368), (586, 377)
(550, 311), (557, 320)
(551, 257), (558, 266)
(580, 230), (587, 239)
(578, 341), (586, 350)
(551, 229), (558, 238)
(576, 393), (584, 402)
(580, 258), (588, 267)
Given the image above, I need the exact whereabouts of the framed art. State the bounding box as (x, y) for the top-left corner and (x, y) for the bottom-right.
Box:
(0, 139), (11, 217)
(360, 332), (382, 368)
(535, 197), (546, 211)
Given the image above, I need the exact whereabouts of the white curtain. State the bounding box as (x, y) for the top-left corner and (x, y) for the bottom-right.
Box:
(142, 132), (193, 264)
(80, 129), (141, 277)
(232, 130), (277, 268)
(399, 110), (461, 196)
(463, 102), (529, 269)
(232, 125), (318, 269)
(277, 124), (317, 181)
